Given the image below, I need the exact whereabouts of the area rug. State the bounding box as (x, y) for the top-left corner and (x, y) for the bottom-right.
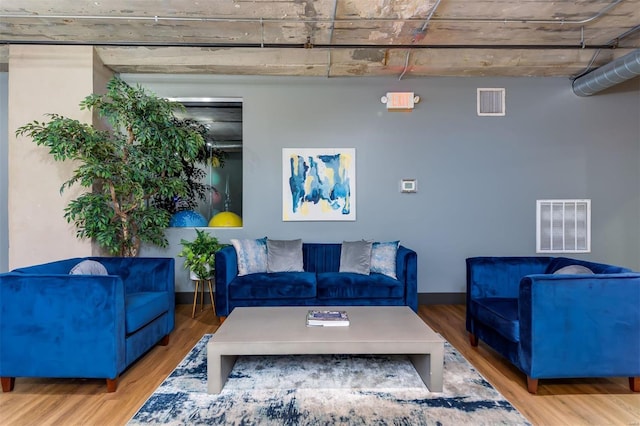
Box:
(128, 334), (530, 425)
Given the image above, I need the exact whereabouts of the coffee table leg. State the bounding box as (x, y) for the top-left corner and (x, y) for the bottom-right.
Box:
(207, 350), (238, 394)
(410, 347), (443, 392)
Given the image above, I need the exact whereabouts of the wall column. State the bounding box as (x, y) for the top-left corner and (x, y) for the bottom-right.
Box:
(8, 45), (112, 269)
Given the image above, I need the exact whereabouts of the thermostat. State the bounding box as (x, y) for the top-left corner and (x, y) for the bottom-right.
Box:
(400, 179), (417, 193)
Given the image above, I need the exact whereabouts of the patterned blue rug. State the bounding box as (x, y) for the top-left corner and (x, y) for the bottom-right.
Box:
(128, 334), (530, 425)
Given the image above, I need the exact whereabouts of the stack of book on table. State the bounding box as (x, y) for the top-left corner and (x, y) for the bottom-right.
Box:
(306, 310), (350, 327)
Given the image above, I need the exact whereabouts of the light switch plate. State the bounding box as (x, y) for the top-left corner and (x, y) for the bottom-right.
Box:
(400, 179), (417, 193)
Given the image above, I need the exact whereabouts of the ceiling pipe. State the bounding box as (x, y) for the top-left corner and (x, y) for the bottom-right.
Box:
(326, 0), (339, 78)
(572, 49), (640, 96)
(399, 0), (443, 80)
(0, 40), (618, 50)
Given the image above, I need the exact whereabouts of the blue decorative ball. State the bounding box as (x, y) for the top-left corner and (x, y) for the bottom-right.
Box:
(169, 210), (208, 227)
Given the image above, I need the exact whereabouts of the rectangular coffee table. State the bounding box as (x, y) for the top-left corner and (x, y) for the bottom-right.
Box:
(207, 306), (444, 393)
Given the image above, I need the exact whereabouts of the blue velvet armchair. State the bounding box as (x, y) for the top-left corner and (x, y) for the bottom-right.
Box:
(466, 256), (640, 393)
(0, 257), (175, 392)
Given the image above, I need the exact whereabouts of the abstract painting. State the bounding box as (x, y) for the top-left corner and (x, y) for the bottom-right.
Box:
(282, 148), (356, 221)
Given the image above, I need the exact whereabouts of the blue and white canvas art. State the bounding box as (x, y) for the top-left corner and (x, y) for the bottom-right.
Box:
(282, 148), (356, 221)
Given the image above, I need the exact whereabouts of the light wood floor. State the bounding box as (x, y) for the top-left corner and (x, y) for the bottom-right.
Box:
(0, 304), (638, 425)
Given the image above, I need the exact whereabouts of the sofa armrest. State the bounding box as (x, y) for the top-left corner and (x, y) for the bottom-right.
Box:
(215, 246), (239, 317)
(397, 245), (418, 312)
(518, 273), (640, 378)
(0, 273), (127, 379)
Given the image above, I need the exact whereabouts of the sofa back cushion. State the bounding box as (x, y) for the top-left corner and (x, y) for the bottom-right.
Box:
(466, 257), (552, 299)
(302, 243), (342, 273)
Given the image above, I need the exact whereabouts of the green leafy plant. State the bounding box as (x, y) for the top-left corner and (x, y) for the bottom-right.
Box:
(152, 118), (228, 215)
(178, 229), (225, 279)
(15, 77), (205, 257)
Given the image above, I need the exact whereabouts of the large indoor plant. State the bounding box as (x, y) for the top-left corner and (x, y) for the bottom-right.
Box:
(15, 77), (205, 257)
(178, 229), (225, 280)
(152, 118), (228, 215)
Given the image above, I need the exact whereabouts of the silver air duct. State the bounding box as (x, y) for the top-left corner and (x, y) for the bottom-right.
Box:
(572, 49), (640, 97)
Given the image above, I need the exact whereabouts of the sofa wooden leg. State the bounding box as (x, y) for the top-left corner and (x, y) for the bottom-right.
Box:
(630, 377), (640, 392)
(219, 316), (226, 324)
(527, 377), (539, 394)
(469, 332), (478, 347)
(159, 334), (170, 346)
(106, 378), (117, 393)
(1, 377), (15, 392)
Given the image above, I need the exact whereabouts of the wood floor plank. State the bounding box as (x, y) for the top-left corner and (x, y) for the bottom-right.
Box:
(0, 304), (637, 425)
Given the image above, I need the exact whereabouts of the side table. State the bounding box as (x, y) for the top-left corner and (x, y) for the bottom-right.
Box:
(192, 278), (216, 318)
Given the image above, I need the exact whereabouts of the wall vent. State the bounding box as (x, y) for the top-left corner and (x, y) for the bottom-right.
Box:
(477, 88), (505, 116)
(536, 199), (591, 253)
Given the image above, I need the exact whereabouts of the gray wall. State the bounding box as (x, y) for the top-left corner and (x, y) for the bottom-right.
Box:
(122, 74), (640, 295)
(1, 73), (8, 273)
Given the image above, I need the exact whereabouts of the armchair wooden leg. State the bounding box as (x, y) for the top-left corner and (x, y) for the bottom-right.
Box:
(219, 316), (226, 324)
(159, 334), (170, 346)
(1, 377), (15, 392)
(630, 377), (640, 392)
(106, 378), (118, 393)
(527, 377), (539, 394)
(469, 332), (479, 347)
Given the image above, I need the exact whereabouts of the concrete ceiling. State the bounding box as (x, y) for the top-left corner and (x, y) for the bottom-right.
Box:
(1, 0), (639, 78)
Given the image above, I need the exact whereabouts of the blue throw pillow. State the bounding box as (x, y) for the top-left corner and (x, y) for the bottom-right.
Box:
(69, 260), (108, 275)
(370, 241), (399, 279)
(231, 237), (268, 276)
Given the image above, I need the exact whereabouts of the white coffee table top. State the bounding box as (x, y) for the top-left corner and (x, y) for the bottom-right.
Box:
(211, 306), (443, 351)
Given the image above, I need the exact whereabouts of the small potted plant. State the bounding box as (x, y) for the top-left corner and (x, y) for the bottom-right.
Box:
(178, 229), (225, 280)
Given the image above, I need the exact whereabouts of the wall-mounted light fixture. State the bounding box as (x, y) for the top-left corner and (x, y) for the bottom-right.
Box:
(381, 92), (420, 111)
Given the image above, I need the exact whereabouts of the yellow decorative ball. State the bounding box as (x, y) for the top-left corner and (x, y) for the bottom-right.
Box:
(209, 211), (243, 227)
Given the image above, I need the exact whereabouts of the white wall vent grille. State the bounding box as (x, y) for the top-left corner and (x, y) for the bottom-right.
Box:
(477, 88), (506, 116)
(536, 199), (591, 253)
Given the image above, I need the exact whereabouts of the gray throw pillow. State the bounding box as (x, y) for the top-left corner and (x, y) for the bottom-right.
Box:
(69, 260), (108, 275)
(267, 239), (304, 272)
(339, 240), (373, 275)
(553, 265), (594, 275)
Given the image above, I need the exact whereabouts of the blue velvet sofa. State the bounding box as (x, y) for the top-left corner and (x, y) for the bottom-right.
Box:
(215, 243), (417, 317)
(466, 256), (640, 393)
(0, 256), (175, 392)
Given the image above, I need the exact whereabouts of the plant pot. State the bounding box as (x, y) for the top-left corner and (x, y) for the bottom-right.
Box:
(190, 266), (213, 281)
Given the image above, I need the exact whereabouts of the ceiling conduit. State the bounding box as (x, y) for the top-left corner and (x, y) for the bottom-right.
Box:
(572, 49), (640, 96)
